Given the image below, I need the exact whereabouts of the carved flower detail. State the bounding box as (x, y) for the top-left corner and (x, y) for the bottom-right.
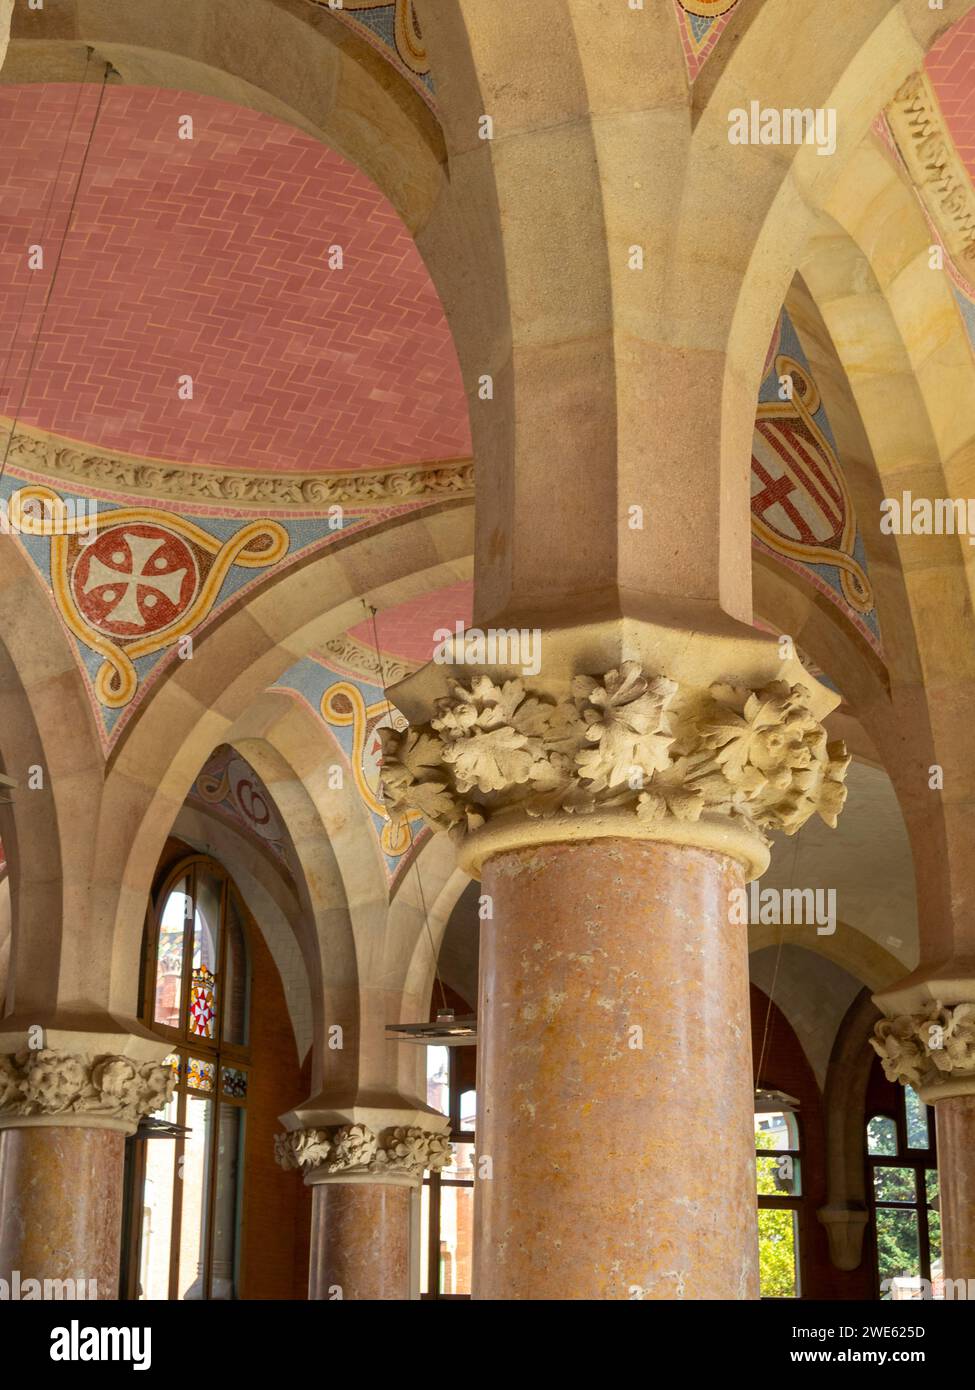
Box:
(379, 727), (460, 830)
(274, 1129), (332, 1171)
(274, 1124), (450, 1177)
(379, 1126), (434, 1174)
(0, 1055), (23, 1109)
(20, 1049), (89, 1113)
(573, 666), (677, 790)
(378, 663), (847, 846)
(871, 1002), (975, 1088)
(871, 1015), (929, 1088)
(433, 676), (555, 794)
(328, 1123), (378, 1172)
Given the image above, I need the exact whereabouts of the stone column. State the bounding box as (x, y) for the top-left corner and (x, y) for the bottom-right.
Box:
(382, 630), (848, 1299)
(871, 994), (975, 1285)
(0, 1032), (174, 1299)
(275, 1118), (451, 1300)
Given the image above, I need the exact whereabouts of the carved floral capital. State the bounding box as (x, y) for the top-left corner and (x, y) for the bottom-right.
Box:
(379, 662), (849, 868)
(871, 1002), (975, 1094)
(274, 1123), (452, 1179)
(0, 1048), (175, 1124)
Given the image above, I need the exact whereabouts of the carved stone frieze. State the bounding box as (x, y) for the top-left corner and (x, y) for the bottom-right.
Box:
(379, 661), (849, 854)
(871, 1002), (975, 1092)
(888, 72), (975, 267)
(274, 1122), (452, 1179)
(321, 634), (419, 686)
(1, 420), (474, 511)
(0, 1048), (175, 1123)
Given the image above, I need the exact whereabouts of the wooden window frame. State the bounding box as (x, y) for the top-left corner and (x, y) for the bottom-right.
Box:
(421, 1049), (474, 1301)
(123, 854), (253, 1301)
(866, 1087), (938, 1297)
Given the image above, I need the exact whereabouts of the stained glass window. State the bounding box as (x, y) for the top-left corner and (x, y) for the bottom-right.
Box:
(128, 855), (252, 1302)
(189, 965), (217, 1039)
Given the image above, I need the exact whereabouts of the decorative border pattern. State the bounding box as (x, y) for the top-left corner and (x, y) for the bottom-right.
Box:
(315, 0), (435, 105)
(190, 745), (294, 872)
(887, 72), (975, 268)
(673, 0), (741, 81)
(1, 420), (474, 513)
(274, 655), (424, 880)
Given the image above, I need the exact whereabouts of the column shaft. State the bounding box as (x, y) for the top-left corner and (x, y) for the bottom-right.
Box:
(474, 837), (759, 1300)
(936, 1094), (975, 1284)
(0, 1126), (126, 1298)
(308, 1180), (412, 1300)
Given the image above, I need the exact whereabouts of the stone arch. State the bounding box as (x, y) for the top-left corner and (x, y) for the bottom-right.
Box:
(2, 0), (445, 233)
(96, 503), (471, 1020)
(798, 133), (975, 965)
(0, 537), (103, 1019)
(172, 801), (315, 1065)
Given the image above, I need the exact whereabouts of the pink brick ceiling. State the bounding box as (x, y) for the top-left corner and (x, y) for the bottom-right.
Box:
(927, 14), (975, 174)
(0, 85), (471, 473)
(346, 580), (473, 665)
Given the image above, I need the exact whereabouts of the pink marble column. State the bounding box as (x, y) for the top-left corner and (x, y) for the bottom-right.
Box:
(0, 1126), (126, 1298)
(307, 1178), (412, 1300)
(935, 1094), (975, 1283)
(474, 836), (759, 1300)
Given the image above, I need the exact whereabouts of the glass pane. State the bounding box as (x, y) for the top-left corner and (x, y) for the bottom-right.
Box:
(187, 1057), (214, 1093)
(867, 1115), (898, 1156)
(177, 1095), (213, 1299)
(210, 1105), (243, 1299)
(929, 1208), (942, 1289)
(905, 1087), (929, 1149)
(438, 1183), (474, 1295)
(190, 872), (221, 1039)
(443, 1142), (476, 1180)
(926, 1169), (939, 1207)
(754, 1111), (799, 1150)
(222, 891), (249, 1046)
(138, 1089), (179, 1300)
(426, 1046), (449, 1116)
(876, 1207), (920, 1293)
(757, 1207), (798, 1297)
(874, 1167), (916, 1204)
(459, 1088), (476, 1134)
(757, 1153), (801, 1197)
(420, 1184), (430, 1296)
(221, 1066), (248, 1100)
(154, 879), (189, 1028)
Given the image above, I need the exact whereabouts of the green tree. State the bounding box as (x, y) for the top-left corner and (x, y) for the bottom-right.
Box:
(756, 1132), (797, 1297)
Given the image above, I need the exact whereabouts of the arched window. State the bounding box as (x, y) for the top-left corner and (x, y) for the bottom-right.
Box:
(866, 1085), (940, 1298)
(126, 855), (252, 1300)
(756, 1107), (802, 1298)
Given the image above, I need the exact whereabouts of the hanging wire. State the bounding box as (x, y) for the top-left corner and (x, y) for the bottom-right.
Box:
(755, 825), (803, 1091)
(365, 600), (450, 1016)
(0, 56), (113, 489)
